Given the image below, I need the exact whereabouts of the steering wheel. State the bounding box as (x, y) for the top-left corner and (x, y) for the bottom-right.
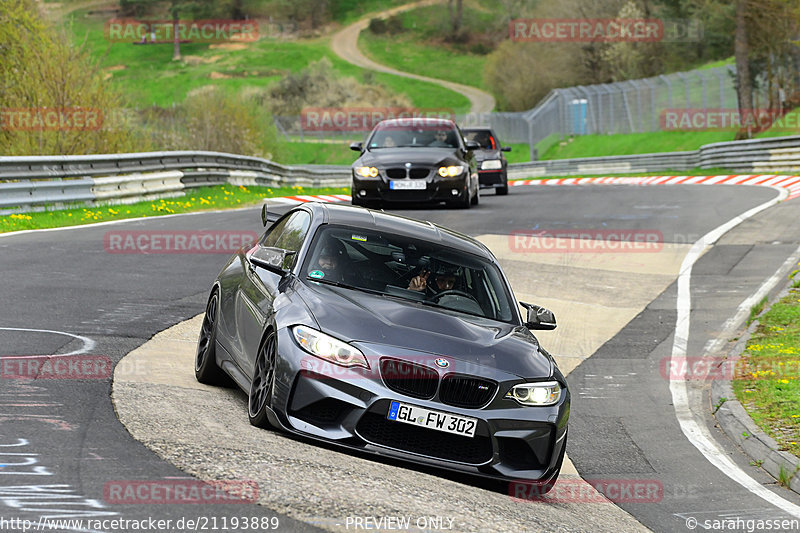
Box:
(429, 289), (480, 304)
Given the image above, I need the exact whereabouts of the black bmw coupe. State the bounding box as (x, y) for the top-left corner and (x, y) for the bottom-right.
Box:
(195, 202), (569, 488)
(350, 118), (480, 209)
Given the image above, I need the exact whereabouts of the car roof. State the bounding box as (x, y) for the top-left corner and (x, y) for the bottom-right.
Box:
(375, 118), (457, 129)
(306, 203), (493, 259)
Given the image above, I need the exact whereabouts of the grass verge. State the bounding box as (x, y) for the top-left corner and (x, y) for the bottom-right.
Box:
(0, 184), (348, 233)
(733, 281), (800, 458)
(357, 4), (497, 92)
(67, 11), (471, 112)
(540, 132), (736, 160)
(508, 168), (742, 181)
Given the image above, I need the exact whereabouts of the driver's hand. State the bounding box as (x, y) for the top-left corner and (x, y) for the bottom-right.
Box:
(408, 270), (429, 291)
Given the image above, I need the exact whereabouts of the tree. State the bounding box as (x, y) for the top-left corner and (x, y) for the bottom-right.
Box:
(732, 0), (800, 138)
(1, 0), (142, 155)
(448, 0), (464, 38)
(734, 0), (753, 138)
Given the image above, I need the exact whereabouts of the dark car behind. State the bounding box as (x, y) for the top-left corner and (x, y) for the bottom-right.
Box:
(350, 118), (480, 209)
(461, 128), (511, 195)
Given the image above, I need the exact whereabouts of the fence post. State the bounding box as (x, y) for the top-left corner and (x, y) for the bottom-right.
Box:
(676, 71), (691, 109)
(660, 74), (674, 110)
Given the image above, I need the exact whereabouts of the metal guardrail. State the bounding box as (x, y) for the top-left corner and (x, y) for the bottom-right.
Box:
(0, 151), (351, 211)
(509, 135), (800, 178)
(2, 136), (800, 212)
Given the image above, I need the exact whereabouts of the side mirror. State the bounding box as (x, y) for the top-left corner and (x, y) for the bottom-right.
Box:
(260, 204), (282, 227)
(465, 140), (480, 150)
(248, 246), (296, 275)
(501, 146), (511, 152)
(520, 302), (556, 330)
(350, 141), (363, 152)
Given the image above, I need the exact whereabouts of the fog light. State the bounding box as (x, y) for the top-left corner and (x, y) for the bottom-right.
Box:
(359, 190), (367, 197)
(451, 189), (459, 196)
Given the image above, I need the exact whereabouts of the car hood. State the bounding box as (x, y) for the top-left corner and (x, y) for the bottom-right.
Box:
(297, 281), (553, 379)
(356, 147), (463, 167)
(472, 149), (502, 162)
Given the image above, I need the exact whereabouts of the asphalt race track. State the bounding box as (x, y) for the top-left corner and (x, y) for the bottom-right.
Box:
(2, 183), (800, 532)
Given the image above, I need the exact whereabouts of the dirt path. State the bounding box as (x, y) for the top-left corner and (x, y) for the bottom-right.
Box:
(330, 0), (496, 114)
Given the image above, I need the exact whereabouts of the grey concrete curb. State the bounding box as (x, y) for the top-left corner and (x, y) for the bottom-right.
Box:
(711, 277), (800, 493)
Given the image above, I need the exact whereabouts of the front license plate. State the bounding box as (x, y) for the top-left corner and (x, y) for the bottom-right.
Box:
(387, 401), (477, 437)
(390, 180), (426, 190)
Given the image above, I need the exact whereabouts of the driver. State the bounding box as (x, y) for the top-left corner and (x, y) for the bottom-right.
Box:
(408, 263), (458, 295)
(428, 130), (452, 147)
(312, 239), (348, 282)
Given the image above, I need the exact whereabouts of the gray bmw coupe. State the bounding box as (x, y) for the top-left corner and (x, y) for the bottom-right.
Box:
(195, 202), (569, 488)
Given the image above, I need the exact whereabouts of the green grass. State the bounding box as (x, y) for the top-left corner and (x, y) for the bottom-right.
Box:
(331, 0), (409, 23)
(540, 131), (736, 160)
(535, 106), (800, 161)
(748, 296), (769, 326)
(67, 10), (470, 111)
(358, 4), (495, 92)
(695, 57), (735, 70)
(0, 184), (348, 232)
(733, 286), (800, 458)
(509, 167), (739, 181)
(280, 142), (358, 164)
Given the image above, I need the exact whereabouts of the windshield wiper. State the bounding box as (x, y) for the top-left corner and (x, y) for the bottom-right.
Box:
(416, 298), (487, 319)
(306, 277), (385, 296)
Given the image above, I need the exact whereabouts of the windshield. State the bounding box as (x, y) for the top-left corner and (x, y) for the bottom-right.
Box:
(302, 225), (516, 322)
(366, 125), (460, 149)
(463, 130), (497, 149)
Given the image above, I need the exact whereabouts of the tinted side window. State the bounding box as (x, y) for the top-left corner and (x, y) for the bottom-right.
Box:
(261, 211), (311, 251)
(261, 217), (290, 247)
(274, 211), (311, 253)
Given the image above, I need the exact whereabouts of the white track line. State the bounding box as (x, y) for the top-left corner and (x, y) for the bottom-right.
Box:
(669, 186), (800, 517)
(0, 327), (95, 356)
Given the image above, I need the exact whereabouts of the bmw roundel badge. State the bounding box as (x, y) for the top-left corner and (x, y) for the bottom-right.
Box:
(435, 358), (449, 368)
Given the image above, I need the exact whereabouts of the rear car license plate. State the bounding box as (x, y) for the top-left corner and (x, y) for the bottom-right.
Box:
(387, 401), (477, 437)
(390, 180), (426, 190)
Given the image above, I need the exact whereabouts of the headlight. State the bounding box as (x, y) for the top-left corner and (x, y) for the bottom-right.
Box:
(292, 325), (369, 369)
(481, 159), (502, 170)
(437, 165), (465, 177)
(505, 381), (561, 406)
(356, 166), (379, 178)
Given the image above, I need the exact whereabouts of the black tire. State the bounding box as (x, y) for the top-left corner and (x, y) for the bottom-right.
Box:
(248, 332), (277, 428)
(449, 186), (471, 209)
(195, 291), (225, 384)
(471, 189), (479, 205)
(496, 183), (509, 195)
